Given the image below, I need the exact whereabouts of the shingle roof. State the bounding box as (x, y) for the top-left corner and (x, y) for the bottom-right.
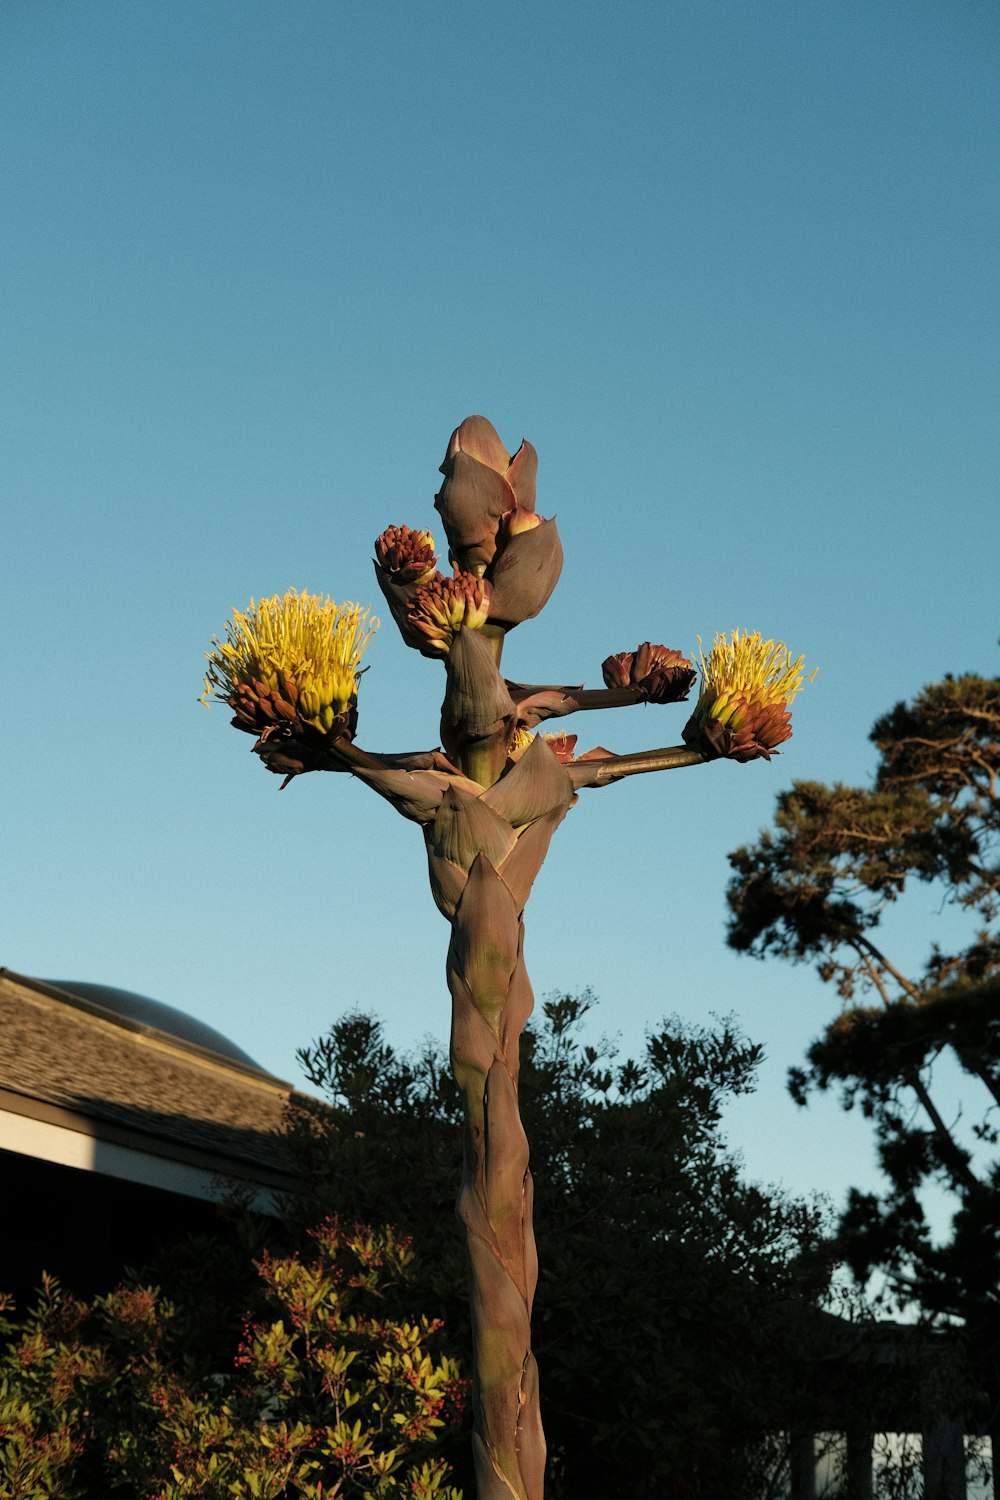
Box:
(0, 969), (300, 1191)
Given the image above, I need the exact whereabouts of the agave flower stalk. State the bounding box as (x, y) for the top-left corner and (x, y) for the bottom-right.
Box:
(204, 416), (814, 1500)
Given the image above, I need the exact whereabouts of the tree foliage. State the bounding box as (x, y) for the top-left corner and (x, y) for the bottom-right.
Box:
(285, 994), (830, 1499)
(725, 667), (1000, 1416)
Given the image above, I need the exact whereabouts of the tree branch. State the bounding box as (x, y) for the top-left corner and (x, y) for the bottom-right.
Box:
(854, 947), (980, 1192)
(855, 935), (924, 1005)
(857, 935), (1000, 1109)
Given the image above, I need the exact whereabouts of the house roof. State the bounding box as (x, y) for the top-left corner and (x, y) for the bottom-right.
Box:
(34, 977), (267, 1070)
(0, 968), (301, 1207)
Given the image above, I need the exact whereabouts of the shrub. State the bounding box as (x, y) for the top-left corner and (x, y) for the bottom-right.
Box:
(0, 1221), (464, 1499)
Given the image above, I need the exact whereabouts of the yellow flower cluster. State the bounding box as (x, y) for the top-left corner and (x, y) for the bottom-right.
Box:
(681, 629), (816, 762)
(203, 590), (378, 732)
(696, 629), (814, 723)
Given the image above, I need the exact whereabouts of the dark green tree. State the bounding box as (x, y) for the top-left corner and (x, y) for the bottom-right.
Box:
(725, 668), (1000, 1431)
(284, 994), (830, 1500)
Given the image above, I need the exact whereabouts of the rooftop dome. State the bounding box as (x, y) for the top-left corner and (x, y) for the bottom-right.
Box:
(40, 979), (266, 1072)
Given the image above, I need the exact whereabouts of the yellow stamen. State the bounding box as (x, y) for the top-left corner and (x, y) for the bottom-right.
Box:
(696, 630), (815, 713)
(508, 726), (534, 759)
(202, 590), (378, 720)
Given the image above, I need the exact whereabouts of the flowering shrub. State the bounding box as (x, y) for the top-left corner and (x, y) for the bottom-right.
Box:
(0, 1223), (464, 1499)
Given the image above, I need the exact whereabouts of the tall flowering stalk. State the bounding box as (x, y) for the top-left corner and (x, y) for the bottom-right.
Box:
(204, 416), (813, 1499)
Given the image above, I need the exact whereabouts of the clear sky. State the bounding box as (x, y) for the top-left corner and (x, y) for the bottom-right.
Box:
(3, 0), (998, 1225)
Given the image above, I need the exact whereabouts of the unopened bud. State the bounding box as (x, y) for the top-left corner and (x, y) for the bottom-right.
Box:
(601, 643), (695, 703)
(374, 524), (439, 584)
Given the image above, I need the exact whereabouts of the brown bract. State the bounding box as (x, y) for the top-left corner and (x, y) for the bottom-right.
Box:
(441, 627), (517, 765)
(482, 732), (576, 828)
(487, 516), (563, 628)
(421, 736), (575, 922)
(228, 676), (357, 748)
(682, 698), (793, 762)
(347, 762), (483, 824)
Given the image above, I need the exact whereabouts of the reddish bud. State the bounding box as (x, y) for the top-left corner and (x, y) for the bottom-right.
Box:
(374, 524), (439, 584)
(601, 643), (695, 703)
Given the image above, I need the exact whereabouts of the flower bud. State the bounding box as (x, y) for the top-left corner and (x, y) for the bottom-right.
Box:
(601, 643), (696, 703)
(601, 652), (633, 690)
(435, 415), (538, 574)
(374, 524), (439, 584)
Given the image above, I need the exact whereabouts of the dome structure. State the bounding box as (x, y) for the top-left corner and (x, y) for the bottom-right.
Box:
(40, 979), (266, 1072)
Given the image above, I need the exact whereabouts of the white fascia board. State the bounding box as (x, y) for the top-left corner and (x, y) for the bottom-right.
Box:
(0, 1108), (278, 1214)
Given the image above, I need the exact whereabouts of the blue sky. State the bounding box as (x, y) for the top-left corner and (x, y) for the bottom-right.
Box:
(3, 0), (998, 1224)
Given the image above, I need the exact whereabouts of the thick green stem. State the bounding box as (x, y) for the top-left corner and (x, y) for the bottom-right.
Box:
(460, 735), (512, 790)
